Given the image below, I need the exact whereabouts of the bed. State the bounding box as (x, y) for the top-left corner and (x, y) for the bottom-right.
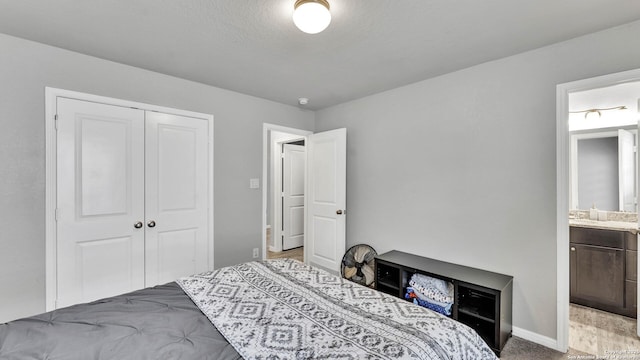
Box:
(0, 259), (497, 359)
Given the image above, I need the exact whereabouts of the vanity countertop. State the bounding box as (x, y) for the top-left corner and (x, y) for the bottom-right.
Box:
(569, 218), (639, 234)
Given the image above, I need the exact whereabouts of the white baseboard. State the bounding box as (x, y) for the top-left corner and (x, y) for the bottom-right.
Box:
(512, 326), (560, 352)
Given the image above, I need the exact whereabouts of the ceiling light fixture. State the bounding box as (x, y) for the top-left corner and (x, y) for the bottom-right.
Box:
(570, 105), (628, 119)
(293, 0), (331, 34)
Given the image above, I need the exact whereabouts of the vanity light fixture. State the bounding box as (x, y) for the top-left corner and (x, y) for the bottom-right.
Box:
(570, 105), (628, 119)
(293, 0), (331, 34)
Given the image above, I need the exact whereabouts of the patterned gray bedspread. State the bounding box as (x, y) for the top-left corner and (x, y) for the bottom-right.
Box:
(0, 282), (241, 360)
(178, 259), (497, 360)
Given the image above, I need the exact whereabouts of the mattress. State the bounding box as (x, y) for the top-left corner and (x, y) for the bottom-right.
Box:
(0, 282), (241, 360)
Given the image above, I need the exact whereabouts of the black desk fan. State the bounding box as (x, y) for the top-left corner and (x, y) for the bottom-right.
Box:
(341, 244), (377, 288)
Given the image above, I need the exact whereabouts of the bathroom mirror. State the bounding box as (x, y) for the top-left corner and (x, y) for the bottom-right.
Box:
(570, 129), (637, 212)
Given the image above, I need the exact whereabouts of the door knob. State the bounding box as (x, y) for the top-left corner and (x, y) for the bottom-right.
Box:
(336, 210), (343, 215)
(570, 247), (576, 251)
(134, 221), (143, 229)
(147, 220), (156, 228)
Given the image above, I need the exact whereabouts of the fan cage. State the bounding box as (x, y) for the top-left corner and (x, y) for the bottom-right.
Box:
(341, 244), (377, 288)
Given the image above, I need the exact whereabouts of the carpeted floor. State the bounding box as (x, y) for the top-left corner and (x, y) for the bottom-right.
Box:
(500, 336), (589, 359)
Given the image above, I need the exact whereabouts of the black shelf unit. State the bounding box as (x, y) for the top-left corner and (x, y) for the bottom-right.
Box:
(376, 262), (401, 296)
(375, 250), (513, 357)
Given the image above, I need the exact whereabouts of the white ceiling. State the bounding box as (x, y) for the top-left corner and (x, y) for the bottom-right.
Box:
(1, 0), (639, 110)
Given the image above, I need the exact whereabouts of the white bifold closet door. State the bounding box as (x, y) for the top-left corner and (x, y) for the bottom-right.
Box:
(56, 98), (208, 308)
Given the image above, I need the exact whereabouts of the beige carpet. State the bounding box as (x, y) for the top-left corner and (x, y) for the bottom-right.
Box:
(500, 336), (589, 359)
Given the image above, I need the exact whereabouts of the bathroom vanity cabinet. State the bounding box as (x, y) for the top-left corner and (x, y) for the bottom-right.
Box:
(570, 226), (637, 318)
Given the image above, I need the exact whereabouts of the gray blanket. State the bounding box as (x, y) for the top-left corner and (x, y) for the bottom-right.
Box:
(0, 282), (241, 360)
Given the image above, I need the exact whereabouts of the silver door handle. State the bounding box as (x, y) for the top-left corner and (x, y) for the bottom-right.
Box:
(336, 210), (343, 215)
(570, 247), (576, 251)
(134, 221), (143, 229)
(147, 220), (156, 228)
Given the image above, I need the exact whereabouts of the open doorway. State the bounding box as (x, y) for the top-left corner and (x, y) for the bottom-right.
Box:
(262, 124), (348, 273)
(262, 124), (312, 263)
(557, 70), (640, 355)
(269, 137), (306, 261)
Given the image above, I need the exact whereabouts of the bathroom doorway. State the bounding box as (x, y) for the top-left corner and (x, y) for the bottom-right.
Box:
(557, 69), (640, 355)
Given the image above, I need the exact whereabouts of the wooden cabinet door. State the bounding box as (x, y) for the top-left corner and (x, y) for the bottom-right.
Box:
(570, 243), (624, 308)
(627, 250), (637, 281)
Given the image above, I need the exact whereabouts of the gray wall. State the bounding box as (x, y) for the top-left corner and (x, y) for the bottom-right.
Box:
(0, 33), (314, 322)
(577, 137), (619, 211)
(315, 21), (640, 340)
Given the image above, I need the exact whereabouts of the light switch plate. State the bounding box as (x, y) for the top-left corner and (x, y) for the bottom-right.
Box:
(249, 178), (260, 189)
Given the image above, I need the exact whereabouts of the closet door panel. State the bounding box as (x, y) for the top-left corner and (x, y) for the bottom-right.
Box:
(56, 98), (145, 308)
(157, 229), (198, 282)
(145, 112), (209, 286)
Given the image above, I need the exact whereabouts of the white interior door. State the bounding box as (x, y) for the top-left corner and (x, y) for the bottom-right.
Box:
(619, 129), (636, 212)
(306, 128), (347, 272)
(270, 131), (306, 252)
(283, 143), (305, 250)
(144, 112), (209, 286)
(56, 98), (145, 308)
